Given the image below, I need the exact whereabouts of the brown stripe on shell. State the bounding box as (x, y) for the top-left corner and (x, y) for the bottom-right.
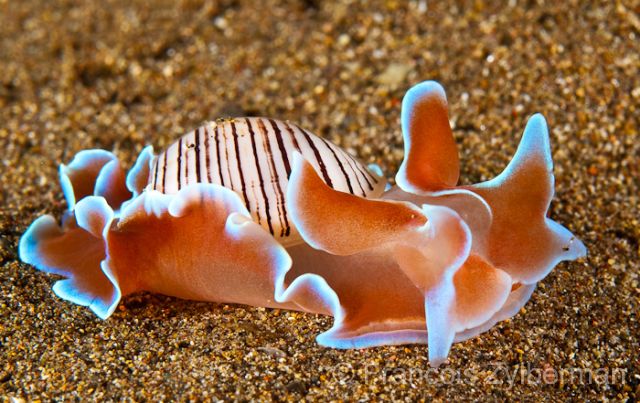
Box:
(152, 155), (159, 190)
(246, 119), (274, 235)
(184, 135), (190, 187)
(318, 136), (355, 195)
(283, 121), (302, 154)
(258, 118), (290, 237)
(215, 123), (228, 188)
(194, 128), (202, 183)
(269, 118), (292, 177)
(203, 125), (212, 183)
(161, 150), (167, 192)
(230, 121), (251, 212)
(345, 150), (376, 190)
(295, 124), (333, 188)
(339, 143), (367, 197)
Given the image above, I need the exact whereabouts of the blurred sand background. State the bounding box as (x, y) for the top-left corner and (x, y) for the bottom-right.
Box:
(0, 0), (638, 400)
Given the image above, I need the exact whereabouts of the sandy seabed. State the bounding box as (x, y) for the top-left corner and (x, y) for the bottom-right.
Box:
(0, 0), (638, 400)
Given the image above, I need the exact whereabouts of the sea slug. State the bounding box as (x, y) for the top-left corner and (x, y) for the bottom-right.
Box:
(19, 81), (586, 366)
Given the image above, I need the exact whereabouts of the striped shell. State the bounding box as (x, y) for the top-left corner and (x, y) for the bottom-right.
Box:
(148, 117), (386, 245)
